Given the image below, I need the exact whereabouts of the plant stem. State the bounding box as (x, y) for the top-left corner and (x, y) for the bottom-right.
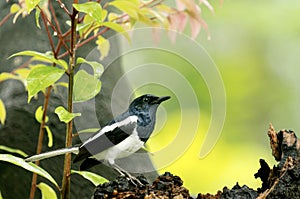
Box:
(0, 13), (12, 27)
(49, 0), (70, 57)
(60, 2), (78, 198)
(28, 3), (65, 197)
(76, 27), (110, 49)
(60, 70), (74, 199)
(29, 86), (52, 199)
(56, 0), (72, 17)
(38, 5), (72, 56)
(39, 7), (56, 54)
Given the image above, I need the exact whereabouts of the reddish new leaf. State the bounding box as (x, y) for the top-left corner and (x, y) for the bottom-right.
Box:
(189, 16), (201, 40)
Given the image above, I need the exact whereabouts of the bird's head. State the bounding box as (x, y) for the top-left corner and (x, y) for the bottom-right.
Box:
(128, 94), (170, 117)
(128, 94), (170, 141)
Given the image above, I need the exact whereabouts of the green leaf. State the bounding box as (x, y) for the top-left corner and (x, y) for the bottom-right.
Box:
(14, 68), (31, 79)
(102, 22), (130, 42)
(108, 12), (119, 22)
(55, 106), (81, 123)
(37, 182), (58, 199)
(77, 128), (100, 134)
(78, 15), (94, 38)
(9, 50), (68, 70)
(96, 36), (110, 61)
(0, 154), (58, 188)
(12, 8), (26, 24)
(35, 106), (49, 123)
(73, 70), (102, 103)
(25, 0), (41, 14)
(55, 82), (68, 88)
(71, 170), (108, 186)
(44, 126), (53, 148)
(35, 8), (41, 29)
(0, 145), (28, 157)
(76, 57), (104, 78)
(76, 57), (86, 64)
(67, 18), (94, 38)
(26, 65), (64, 102)
(73, 2), (103, 23)
(0, 99), (6, 125)
(138, 8), (163, 26)
(0, 69), (30, 88)
(0, 72), (19, 82)
(78, 23), (93, 38)
(102, 9), (108, 21)
(10, 3), (21, 14)
(108, 1), (139, 19)
(35, 106), (43, 123)
(0, 191), (3, 199)
(52, 82), (68, 94)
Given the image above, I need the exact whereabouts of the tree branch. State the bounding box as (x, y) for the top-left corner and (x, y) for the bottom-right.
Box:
(76, 27), (110, 49)
(49, 0), (66, 57)
(61, 1), (78, 198)
(0, 13), (12, 27)
(38, 5), (72, 56)
(29, 86), (52, 199)
(39, 6), (56, 54)
(56, 0), (72, 17)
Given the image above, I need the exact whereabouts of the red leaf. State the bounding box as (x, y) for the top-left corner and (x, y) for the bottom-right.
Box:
(168, 12), (187, 32)
(176, 0), (186, 11)
(167, 12), (187, 43)
(189, 17), (201, 39)
(176, 12), (188, 33)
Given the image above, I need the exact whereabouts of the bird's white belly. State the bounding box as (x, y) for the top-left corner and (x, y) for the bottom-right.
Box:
(92, 130), (144, 164)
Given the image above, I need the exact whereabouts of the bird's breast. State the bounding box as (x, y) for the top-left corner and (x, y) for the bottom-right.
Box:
(104, 129), (144, 162)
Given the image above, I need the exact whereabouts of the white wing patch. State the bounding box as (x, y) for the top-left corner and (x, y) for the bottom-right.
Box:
(82, 115), (138, 147)
(93, 128), (144, 164)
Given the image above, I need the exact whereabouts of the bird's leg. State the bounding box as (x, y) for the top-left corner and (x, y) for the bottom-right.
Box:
(111, 163), (144, 186)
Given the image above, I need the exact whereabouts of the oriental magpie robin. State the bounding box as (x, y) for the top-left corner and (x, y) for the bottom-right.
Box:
(25, 94), (170, 183)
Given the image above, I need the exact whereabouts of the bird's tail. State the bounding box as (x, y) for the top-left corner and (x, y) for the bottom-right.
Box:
(25, 146), (79, 162)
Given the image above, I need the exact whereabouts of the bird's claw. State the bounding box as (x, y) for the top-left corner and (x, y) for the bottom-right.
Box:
(127, 176), (144, 187)
(112, 164), (146, 186)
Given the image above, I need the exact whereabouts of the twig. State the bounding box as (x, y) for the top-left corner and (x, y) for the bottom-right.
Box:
(61, 2), (78, 198)
(143, 0), (165, 8)
(38, 6), (72, 56)
(56, 0), (72, 17)
(0, 13), (12, 27)
(11, 59), (32, 74)
(57, 27), (110, 60)
(80, 21), (96, 40)
(62, 29), (72, 38)
(57, 51), (69, 59)
(76, 27), (110, 49)
(57, 29), (72, 56)
(29, 4), (68, 199)
(29, 86), (52, 199)
(49, 0), (67, 57)
(39, 6), (56, 54)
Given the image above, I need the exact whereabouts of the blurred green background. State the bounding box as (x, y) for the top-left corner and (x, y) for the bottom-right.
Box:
(121, 0), (300, 195)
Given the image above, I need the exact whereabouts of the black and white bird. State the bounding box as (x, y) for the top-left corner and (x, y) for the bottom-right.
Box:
(25, 94), (170, 183)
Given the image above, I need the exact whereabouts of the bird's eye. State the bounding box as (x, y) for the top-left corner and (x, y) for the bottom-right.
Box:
(143, 97), (149, 103)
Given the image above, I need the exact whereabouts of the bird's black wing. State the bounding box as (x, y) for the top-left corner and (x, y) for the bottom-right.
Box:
(73, 115), (138, 163)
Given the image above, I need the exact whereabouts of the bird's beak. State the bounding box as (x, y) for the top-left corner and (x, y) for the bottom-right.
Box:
(154, 96), (171, 104)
